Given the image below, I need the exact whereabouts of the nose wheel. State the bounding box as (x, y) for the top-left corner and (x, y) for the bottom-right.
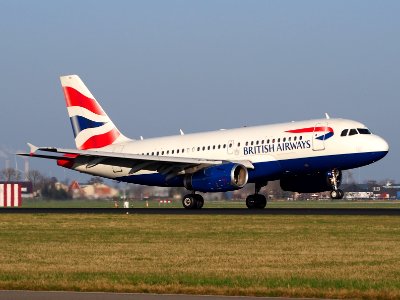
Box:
(330, 189), (344, 199)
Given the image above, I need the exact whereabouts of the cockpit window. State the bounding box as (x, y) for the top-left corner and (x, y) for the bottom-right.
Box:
(349, 129), (358, 136)
(357, 128), (371, 135)
(341, 128), (371, 137)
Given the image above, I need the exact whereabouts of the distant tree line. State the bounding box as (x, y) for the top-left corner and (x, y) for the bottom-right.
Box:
(0, 168), (71, 200)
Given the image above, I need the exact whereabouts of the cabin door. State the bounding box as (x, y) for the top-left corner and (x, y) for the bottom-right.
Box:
(312, 123), (327, 151)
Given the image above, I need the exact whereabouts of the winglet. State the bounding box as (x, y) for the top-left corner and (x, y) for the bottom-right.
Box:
(27, 143), (39, 155)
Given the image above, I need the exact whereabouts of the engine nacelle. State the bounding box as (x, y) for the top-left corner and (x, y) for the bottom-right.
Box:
(280, 171), (342, 193)
(184, 163), (248, 192)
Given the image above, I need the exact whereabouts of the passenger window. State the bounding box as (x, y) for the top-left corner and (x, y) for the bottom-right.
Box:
(182, 149), (185, 153)
(261, 140), (264, 144)
(349, 129), (358, 136)
(278, 138), (280, 143)
(229, 143), (232, 148)
(151, 152), (154, 155)
(177, 149), (180, 154)
(218, 145), (221, 149)
(341, 129), (348, 136)
(237, 142), (240, 147)
(197, 147), (200, 151)
(156, 152), (159, 156)
(213, 145), (216, 149)
(245, 142), (248, 146)
(299, 136), (303, 141)
(172, 150), (174, 154)
(207, 146), (210, 150)
(251, 141), (254, 146)
(167, 151), (169, 154)
(294, 136), (297, 141)
(272, 139), (275, 143)
(267, 139), (270, 144)
(283, 138), (286, 142)
(223, 144), (226, 148)
(202, 146), (205, 151)
(288, 137), (291, 141)
(256, 140), (259, 145)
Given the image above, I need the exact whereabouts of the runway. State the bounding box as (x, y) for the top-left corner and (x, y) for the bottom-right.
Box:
(0, 291), (324, 300)
(1, 207), (400, 215)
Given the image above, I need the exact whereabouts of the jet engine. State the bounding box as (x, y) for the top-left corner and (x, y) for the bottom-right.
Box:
(184, 163), (248, 192)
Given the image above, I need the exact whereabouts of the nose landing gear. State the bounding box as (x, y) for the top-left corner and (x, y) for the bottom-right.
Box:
(328, 169), (344, 199)
(330, 189), (344, 199)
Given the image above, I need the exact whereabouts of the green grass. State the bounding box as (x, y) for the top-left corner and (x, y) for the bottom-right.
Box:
(0, 214), (400, 299)
(20, 198), (400, 209)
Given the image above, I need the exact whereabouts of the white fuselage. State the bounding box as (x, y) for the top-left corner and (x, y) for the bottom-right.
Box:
(71, 118), (388, 186)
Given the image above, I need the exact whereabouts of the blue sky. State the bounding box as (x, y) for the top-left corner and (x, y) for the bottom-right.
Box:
(0, 1), (399, 182)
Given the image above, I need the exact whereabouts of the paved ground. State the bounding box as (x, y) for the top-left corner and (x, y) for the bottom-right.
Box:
(0, 207), (400, 215)
(0, 291), (327, 300)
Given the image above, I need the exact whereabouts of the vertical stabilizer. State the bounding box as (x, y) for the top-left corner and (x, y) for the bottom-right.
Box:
(60, 75), (130, 150)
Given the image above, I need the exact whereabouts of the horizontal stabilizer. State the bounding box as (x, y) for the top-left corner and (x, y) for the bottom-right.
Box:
(17, 152), (75, 161)
(27, 143), (39, 154)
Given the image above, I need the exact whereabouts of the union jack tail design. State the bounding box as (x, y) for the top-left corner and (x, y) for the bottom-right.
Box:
(60, 75), (130, 150)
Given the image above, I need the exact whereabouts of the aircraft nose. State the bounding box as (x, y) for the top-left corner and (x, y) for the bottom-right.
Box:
(375, 136), (389, 153)
(367, 135), (389, 162)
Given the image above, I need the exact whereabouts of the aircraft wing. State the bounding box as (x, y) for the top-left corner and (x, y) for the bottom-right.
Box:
(18, 143), (254, 179)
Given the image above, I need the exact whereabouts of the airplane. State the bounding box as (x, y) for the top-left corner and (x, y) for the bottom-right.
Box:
(18, 75), (389, 209)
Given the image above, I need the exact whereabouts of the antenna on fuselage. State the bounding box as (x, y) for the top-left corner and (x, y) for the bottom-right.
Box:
(180, 129), (184, 135)
(325, 113), (330, 119)
(140, 136), (144, 140)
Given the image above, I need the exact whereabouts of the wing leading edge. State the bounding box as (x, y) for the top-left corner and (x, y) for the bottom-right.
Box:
(18, 143), (254, 179)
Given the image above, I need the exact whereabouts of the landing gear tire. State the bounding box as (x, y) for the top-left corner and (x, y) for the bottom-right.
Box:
(330, 189), (344, 200)
(246, 195), (256, 209)
(194, 194), (204, 209)
(182, 194), (196, 209)
(246, 194), (267, 209)
(182, 194), (204, 209)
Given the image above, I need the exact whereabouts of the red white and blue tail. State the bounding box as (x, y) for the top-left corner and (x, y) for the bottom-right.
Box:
(60, 75), (130, 150)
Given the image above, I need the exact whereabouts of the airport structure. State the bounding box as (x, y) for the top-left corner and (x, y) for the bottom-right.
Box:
(0, 181), (32, 207)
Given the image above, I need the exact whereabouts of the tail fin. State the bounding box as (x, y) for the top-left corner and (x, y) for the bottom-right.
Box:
(60, 75), (130, 150)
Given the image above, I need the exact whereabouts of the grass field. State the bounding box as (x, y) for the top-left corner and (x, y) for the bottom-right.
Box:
(0, 214), (400, 299)
(21, 198), (400, 209)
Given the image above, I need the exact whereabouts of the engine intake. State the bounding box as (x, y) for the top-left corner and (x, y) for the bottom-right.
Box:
(184, 163), (248, 192)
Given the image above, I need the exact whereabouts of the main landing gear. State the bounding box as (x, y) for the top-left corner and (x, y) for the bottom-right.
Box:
(246, 182), (267, 209)
(182, 193), (204, 209)
(328, 168), (344, 200)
